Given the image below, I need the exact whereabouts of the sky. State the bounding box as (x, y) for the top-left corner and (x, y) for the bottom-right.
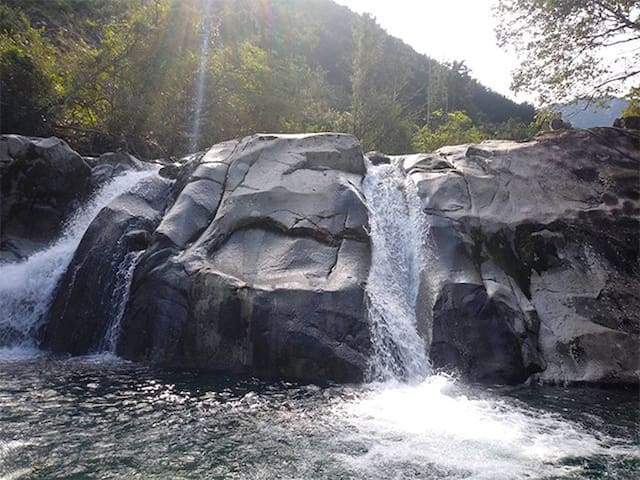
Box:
(332, 0), (533, 104)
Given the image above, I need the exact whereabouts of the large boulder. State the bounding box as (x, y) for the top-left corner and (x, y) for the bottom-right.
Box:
(8, 129), (637, 387)
(118, 133), (371, 383)
(0, 136), (151, 262)
(0, 135), (93, 254)
(407, 128), (639, 385)
(89, 151), (146, 184)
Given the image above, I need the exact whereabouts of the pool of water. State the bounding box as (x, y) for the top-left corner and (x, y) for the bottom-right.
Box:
(0, 355), (637, 480)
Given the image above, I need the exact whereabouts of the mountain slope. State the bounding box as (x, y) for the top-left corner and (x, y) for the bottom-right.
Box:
(1, 0), (534, 155)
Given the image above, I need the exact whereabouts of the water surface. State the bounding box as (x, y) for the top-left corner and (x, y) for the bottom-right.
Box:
(0, 356), (637, 480)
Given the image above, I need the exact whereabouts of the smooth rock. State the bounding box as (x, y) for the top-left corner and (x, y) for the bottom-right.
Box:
(42, 176), (171, 353)
(408, 127), (639, 385)
(0, 135), (92, 243)
(119, 133), (371, 383)
(91, 151), (146, 185)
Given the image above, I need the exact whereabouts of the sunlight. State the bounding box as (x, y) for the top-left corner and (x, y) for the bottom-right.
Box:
(333, 0), (531, 103)
(191, 0), (215, 152)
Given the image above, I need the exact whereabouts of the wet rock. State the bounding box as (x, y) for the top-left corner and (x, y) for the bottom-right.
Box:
(91, 151), (146, 185)
(614, 116), (640, 130)
(366, 151), (390, 166)
(15, 128), (638, 387)
(158, 164), (181, 179)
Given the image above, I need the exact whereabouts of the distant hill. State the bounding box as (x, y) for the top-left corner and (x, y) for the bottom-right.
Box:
(1, 0), (535, 155)
(556, 98), (628, 129)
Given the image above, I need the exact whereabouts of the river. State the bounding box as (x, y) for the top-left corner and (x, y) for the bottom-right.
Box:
(0, 354), (637, 479)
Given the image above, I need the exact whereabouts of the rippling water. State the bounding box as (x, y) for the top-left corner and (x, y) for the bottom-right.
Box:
(0, 355), (637, 480)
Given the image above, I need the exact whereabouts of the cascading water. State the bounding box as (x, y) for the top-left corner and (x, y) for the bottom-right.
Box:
(0, 169), (155, 351)
(362, 157), (431, 382)
(98, 250), (144, 354)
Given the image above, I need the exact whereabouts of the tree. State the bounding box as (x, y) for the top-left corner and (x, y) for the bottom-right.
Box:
(493, 118), (538, 140)
(350, 14), (413, 153)
(495, 0), (640, 104)
(622, 87), (640, 115)
(413, 110), (485, 152)
(59, 0), (203, 156)
(0, 6), (62, 135)
(426, 61), (449, 122)
(1, 0), (537, 157)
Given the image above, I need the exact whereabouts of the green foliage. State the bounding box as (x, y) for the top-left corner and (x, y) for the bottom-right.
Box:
(0, 8), (62, 134)
(495, 0), (640, 104)
(0, 5), (30, 33)
(1, 0), (536, 157)
(533, 108), (556, 130)
(348, 14), (414, 153)
(623, 87), (640, 116)
(413, 110), (486, 152)
(492, 118), (539, 140)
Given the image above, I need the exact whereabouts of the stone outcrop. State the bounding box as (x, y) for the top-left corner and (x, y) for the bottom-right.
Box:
(6, 128), (637, 385)
(88, 151), (146, 184)
(613, 116), (640, 130)
(116, 133), (371, 383)
(0, 135), (93, 259)
(405, 128), (639, 385)
(0, 135), (152, 262)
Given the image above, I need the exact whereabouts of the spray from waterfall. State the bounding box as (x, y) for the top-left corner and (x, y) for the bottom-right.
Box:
(0, 170), (155, 350)
(362, 158), (431, 382)
(98, 250), (144, 354)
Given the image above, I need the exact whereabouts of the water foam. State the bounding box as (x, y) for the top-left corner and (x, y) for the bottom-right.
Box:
(362, 158), (431, 382)
(0, 440), (34, 480)
(335, 375), (636, 479)
(356, 157), (638, 478)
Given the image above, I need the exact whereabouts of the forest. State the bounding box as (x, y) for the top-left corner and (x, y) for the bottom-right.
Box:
(0, 0), (537, 157)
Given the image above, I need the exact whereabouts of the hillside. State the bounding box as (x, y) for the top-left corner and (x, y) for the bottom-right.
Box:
(0, 0), (535, 156)
(557, 98), (628, 129)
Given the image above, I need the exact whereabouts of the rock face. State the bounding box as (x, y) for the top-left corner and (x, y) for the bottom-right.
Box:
(614, 116), (640, 130)
(0, 135), (93, 259)
(7, 128), (638, 386)
(89, 151), (146, 184)
(117, 134), (371, 382)
(405, 128), (639, 385)
(0, 136), (153, 262)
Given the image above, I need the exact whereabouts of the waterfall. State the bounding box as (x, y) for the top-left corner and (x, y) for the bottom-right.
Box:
(362, 158), (431, 382)
(98, 250), (143, 354)
(0, 169), (155, 350)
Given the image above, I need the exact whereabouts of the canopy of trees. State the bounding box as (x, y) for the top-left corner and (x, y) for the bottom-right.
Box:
(1, 0), (536, 157)
(413, 110), (484, 152)
(495, 0), (640, 105)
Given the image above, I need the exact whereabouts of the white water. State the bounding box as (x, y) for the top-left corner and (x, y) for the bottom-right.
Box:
(333, 376), (637, 480)
(362, 158), (431, 382)
(98, 250), (143, 354)
(0, 169), (155, 350)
